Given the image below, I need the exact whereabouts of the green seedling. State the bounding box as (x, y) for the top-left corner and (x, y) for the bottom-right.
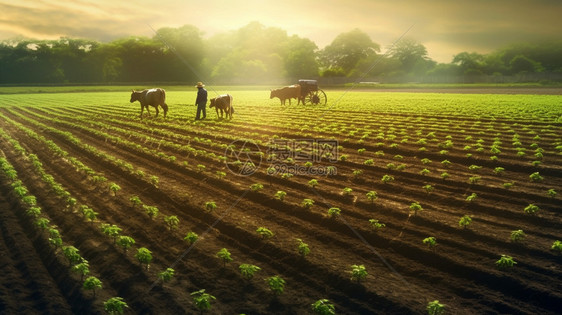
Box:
(265, 275), (285, 295)
(184, 232), (199, 245)
(136, 247), (153, 270)
(510, 230), (526, 242)
(83, 276), (102, 297)
(369, 219), (385, 231)
(239, 264), (261, 280)
(524, 204), (540, 215)
(302, 198), (315, 209)
(366, 191), (378, 203)
(423, 236), (437, 249)
(295, 238), (310, 258)
(104, 297), (128, 315)
(216, 248), (233, 267)
(350, 264), (368, 283)
(164, 215), (179, 230)
(116, 236), (135, 252)
(256, 227), (274, 240)
(496, 254), (517, 269)
(311, 299), (335, 315)
(459, 215), (472, 229)
(409, 202), (423, 216)
(191, 289), (216, 313)
(427, 300), (445, 315)
(158, 268), (175, 283)
(274, 190), (287, 201)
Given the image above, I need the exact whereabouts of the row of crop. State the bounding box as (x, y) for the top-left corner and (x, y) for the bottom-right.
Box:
(3, 108), (166, 190)
(337, 151), (557, 197)
(1, 115), (231, 313)
(47, 105), (274, 155)
(240, 147), (562, 284)
(13, 92), (562, 155)
(29, 104), (554, 218)
(21, 106), (558, 228)
(0, 113), (186, 259)
(36, 104), (559, 238)
(0, 144), (130, 313)
(3, 109), (383, 313)
(53, 103), (561, 175)
(244, 163), (549, 284)
(9, 107), (560, 314)
(250, 166), (561, 261)
(237, 176), (562, 314)
(31, 112), (455, 313)
(3, 109), (239, 244)
(186, 105), (558, 154)
(0, 123), (552, 314)
(0, 114), (198, 312)
(31, 106), (231, 164)
(227, 108), (561, 163)
(11, 107), (242, 189)
(324, 93), (562, 122)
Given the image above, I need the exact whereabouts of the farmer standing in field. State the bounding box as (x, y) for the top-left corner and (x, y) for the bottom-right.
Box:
(194, 82), (207, 120)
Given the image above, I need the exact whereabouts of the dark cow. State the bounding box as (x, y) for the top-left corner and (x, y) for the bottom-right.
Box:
(130, 88), (168, 118)
(270, 84), (302, 105)
(210, 94), (234, 119)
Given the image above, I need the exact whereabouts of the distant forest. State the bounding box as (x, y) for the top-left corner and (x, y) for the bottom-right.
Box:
(1, 22), (561, 85)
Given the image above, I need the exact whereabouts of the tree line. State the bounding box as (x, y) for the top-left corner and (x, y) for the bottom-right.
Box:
(1, 22), (561, 85)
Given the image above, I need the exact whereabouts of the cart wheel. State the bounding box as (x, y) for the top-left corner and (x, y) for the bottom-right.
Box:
(305, 90), (327, 105)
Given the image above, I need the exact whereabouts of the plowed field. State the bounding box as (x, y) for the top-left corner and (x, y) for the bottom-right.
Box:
(0, 89), (561, 314)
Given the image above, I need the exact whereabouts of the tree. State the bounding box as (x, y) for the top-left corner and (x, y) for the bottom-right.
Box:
(102, 57), (122, 82)
(109, 36), (165, 82)
(452, 51), (485, 79)
(283, 35), (319, 79)
(154, 25), (205, 82)
(319, 28), (380, 76)
(389, 38), (433, 75)
(209, 22), (289, 84)
(509, 55), (542, 74)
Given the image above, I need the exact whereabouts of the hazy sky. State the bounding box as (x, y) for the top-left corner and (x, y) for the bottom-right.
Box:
(1, 0), (560, 63)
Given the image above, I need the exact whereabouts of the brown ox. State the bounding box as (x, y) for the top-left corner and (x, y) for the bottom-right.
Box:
(130, 88), (168, 118)
(210, 94), (234, 119)
(270, 84), (302, 105)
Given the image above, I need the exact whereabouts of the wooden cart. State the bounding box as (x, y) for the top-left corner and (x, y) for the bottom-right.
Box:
(298, 79), (327, 105)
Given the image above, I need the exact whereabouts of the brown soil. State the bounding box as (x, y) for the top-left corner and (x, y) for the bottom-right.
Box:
(0, 95), (561, 314)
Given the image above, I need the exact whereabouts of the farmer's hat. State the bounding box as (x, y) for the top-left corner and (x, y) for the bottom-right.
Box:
(195, 82), (205, 88)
